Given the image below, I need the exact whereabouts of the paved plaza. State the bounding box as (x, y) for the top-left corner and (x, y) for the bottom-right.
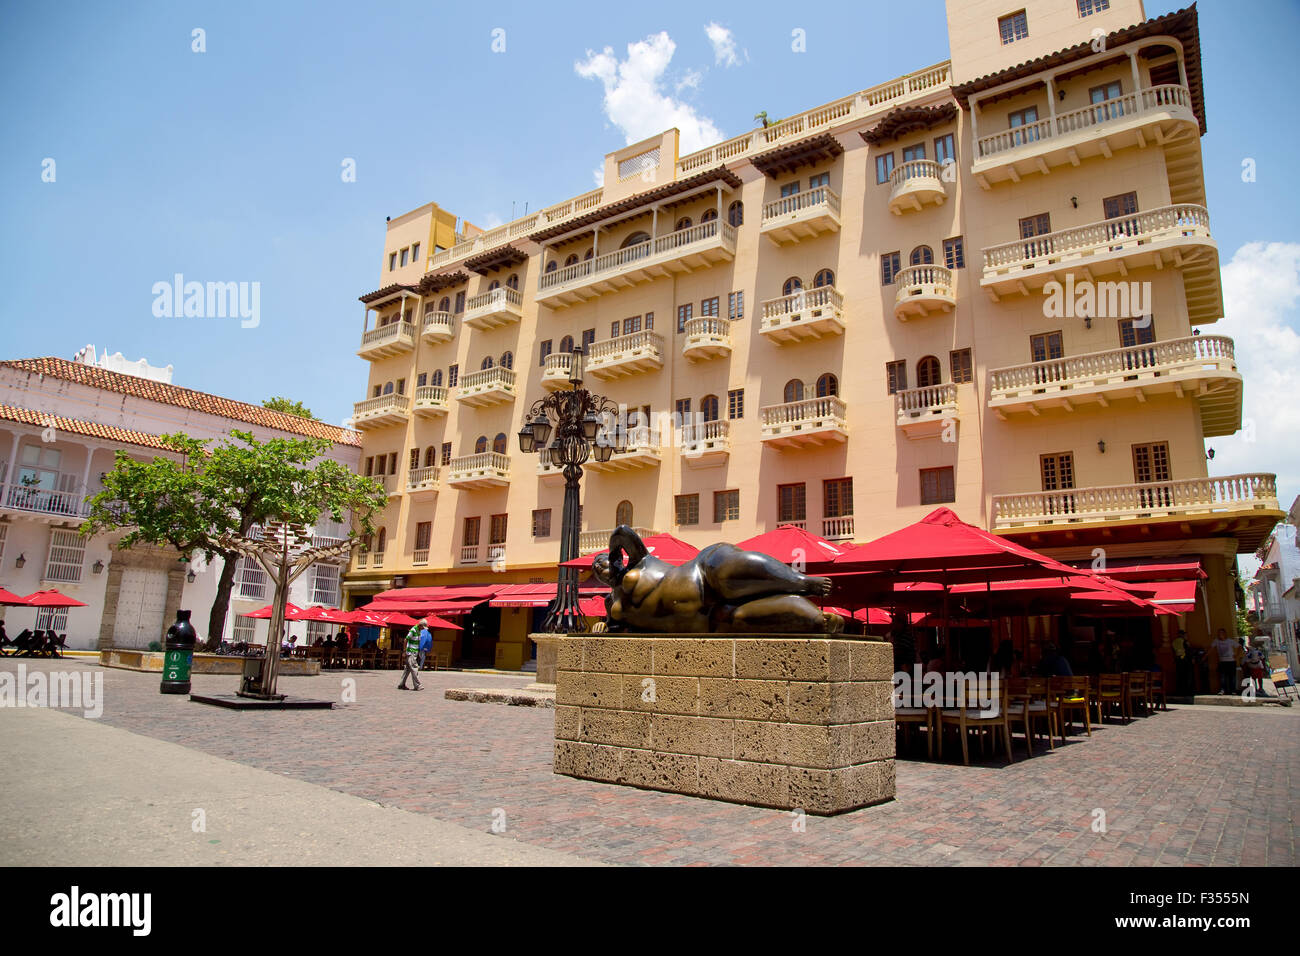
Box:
(2, 658), (1296, 866)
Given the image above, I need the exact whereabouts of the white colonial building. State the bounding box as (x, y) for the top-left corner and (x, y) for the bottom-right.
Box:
(0, 348), (361, 649)
(1248, 497), (1300, 674)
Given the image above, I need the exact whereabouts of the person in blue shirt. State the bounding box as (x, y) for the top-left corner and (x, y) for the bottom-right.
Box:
(418, 622), (433, 670)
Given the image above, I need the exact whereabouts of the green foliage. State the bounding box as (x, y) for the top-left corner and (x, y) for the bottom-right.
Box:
(1236, 605), (1253, 639)
(262, 396), (314, 419)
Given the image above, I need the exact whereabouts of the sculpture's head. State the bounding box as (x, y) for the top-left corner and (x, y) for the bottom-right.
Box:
(591, 552), (614, 586)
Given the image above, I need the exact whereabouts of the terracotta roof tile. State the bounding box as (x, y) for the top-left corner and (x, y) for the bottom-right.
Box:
(0, 403), (172, 451)
(1, 357), (361, 447)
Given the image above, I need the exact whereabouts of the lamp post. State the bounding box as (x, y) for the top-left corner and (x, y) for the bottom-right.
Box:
(517, 346), (624, 632)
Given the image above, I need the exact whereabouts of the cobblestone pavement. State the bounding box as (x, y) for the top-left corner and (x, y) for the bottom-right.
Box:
(5, 659), (1296, 866)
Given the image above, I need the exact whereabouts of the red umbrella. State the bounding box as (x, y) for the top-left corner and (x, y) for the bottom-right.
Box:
(735, 525), (847, 565)
(244, 602), (307, 620)
(578, 595), (608, 618)
(561, 532), (700, 568)
(0, 587), (29, 606)
(20, 589), (88, 608)
(345, 609), (463, 630)
(297, 606), (351, 623)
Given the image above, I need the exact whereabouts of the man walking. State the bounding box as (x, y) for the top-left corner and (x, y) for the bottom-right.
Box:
(418, 622), (433, 670)
(1210, 627), (1239, 696)
(398, 618), (425, 691)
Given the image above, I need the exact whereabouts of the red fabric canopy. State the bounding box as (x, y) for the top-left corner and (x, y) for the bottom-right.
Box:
(561, 532), (700, 568)
(370, 585), (501, 602)
(343, 609), (463, 630)
(578, 595), (608, 618)
(1139, 579), (1198, 612)
(244, 602), (308, 620)
(0, 587), (29, 606)
(296, 606), (351, 623)
(366, 599), (477, 615)
(1065, 558), (1206, 581)
(20, 589), (88, 608)
(734, 525), (848, 565)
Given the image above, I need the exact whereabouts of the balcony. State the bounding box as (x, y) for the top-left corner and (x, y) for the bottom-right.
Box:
(537, 220), (737, 308)
(406, 465), (440, 495)
(580, 527), (657, 554)
(376, 474), (400, 499)
(822, 516), (855, 542)
(541, 352), (575, 391)
(1259, 601), (1287, 626)
(681, 317), (733, 361)
(1, 482), (89, 520)
(586, 331), (664, 381)
(585, 429), (662, 473)
(760, 186), (841, 245)
(456, 366), (516, 407)
(357, 321), (416, 360)
(352, 393), (410, 429)
(445, 452), (511, 489)
(894, 265), (956, 320)
(759, 287), (845, 343)
(895, 383), (959, 440)
(463, 287), (524, 331)
(888, 160), (947, 215)
(760, 396), (848, 448)
(422, 311), (455, 343)
(413, 385), (450, 417)
(988, 335), (1241, 436)
(412, 548), (430, 566)
(680, 420), (731, 468)
(981, 204), (1220, 325)
(991, 473), (1279, 531)
(973, 85), (1198, 189)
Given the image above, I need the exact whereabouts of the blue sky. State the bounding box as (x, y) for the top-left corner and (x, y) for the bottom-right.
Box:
(2, 0), (1299, 531)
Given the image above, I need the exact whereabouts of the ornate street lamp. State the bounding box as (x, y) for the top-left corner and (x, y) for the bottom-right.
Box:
(517, 346), (625, 632)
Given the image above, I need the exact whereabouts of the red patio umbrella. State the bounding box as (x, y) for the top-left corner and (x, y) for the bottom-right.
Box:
(578, 595), (608, 618)
(561, 532), (700, 568)
(244, 602), (308, 620)
(735, 525), (848, 566)
(20, 589), (88, 608)
(0, 587), (29, 606)
(297, 606), (352, 623)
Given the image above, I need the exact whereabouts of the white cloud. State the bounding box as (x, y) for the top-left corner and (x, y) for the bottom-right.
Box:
(1211, 241), (1300, 530)
(704, 22), (745, 68)
(575, 32), (723, 154)
(480, 212), (504, 229)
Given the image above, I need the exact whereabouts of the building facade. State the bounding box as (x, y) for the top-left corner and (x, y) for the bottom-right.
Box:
(0, 352), (361, 649)
(345, 0), (1280, 673)
(1249, 498), (1300, 676)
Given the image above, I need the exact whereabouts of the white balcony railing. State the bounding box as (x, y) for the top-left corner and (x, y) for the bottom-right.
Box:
(682, 317), (732, 358)
(586, 331), (664, 378)
(580, 527), (658, 554)
(459, 545), (480, 566)
(352, 393), (410, 427)
(446, 452), (511, 487)
(457, 366), (517, 406)
(989, 335), (1235, 396)
(413, 385), (449, 414)
(991, 473), (1279, 530)
(760, 286), (845, 339)
(358, 321), (416, 356)
(822, 516), (855, 541)
(2, 482), (89, 518)
(894, 265), (955, 319)
(761, 185), (841, 225)
(406, 465), (440, 492)
(896, 383), (958, 419)
(538, 221), (736, 295)
(422, 311), (455, 340)
(760, 395), (848, 445)
(464, 287), (524, 328)
(412, 549), (430, 566)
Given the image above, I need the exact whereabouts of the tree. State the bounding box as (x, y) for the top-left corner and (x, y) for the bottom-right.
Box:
(83, 430), (385, 651)
(262, 396), (314, 419)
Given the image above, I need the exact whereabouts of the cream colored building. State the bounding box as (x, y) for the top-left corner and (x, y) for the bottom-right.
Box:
(345, 0), (1280, 673)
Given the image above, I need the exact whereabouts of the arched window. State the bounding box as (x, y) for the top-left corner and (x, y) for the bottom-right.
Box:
(783, 276), (803, 297)
(559, 335), (574, 353)
(565, 253), (579, 267)
(481, 356), (495, 370)
(424, 446), (437, 467)
(917, 356), (942, 388)
(816, 373), (839, 397)
(382, 381), (394, 395)
(506, 273), (519, 290)
(488, 279), (501, 291)
(431, 369), (443, 387)
(376, 527), (387, 553)
(701, 208), (718, 223)
(616, 500), (634, 527)
(910, 245), (934, 266)
(500, 351), (514, 369)
(454, 291), (465, 312)
(545, 260), (558, 273)
(783, 379), (805, 403)
(438, 296), (450, 312)
(475, 435), (488, 454)
(584, 248), (594, 260)
(621, 231), (650, 249)
(814, 268), (835, 288)
(728, 200), (744, 227)
(493, 433), (507, 454)
(675, 217), (692, 231)
(700, 394), (720, 422)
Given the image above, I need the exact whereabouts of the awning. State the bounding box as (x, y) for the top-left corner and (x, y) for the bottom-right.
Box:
(1140, 580), (1199, 613)
(1065, 558), (1205, 581)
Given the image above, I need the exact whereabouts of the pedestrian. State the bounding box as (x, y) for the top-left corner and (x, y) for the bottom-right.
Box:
(1209, 628), (1239, 695)
(418, 621), (432, 670)
(398, 618), (424, 691)
(1172, 629), (1192, 696)
(1243, 641), (1267, 696)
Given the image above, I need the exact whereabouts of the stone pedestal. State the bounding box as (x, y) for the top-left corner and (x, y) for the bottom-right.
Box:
(529, 633), (561, 687)
(553, 635), (895, 815)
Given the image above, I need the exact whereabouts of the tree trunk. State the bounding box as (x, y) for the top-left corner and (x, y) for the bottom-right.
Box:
(206, 552), (238, 652)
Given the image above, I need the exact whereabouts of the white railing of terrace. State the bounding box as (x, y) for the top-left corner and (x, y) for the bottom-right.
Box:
(989, 335), (1235, 396)
(760, 286), (844, 327)
(2, 482), (89, 518)
(539, 221), (736, 292)
(458, 366), (516, 391)
(890, 159), (944, 189)
(895, 383), (958, 418)
(466, 286), (523, 314)
(761, 185), (841, 223)
(447, 451), (511, 476)
(352, 393), (410, 418)
(587, 330), (663, 364)
(760, 395), (848, 429)
(360, 321), (415, 348)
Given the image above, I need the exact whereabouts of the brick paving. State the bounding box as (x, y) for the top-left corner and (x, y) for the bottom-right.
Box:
(7, 659), (1297, 866)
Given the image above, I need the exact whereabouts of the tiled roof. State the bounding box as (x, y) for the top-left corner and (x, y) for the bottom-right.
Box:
(0, 357), (361, 446)
(0, 402), (172, 451)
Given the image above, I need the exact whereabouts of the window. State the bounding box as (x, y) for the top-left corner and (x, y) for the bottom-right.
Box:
(232, 615), (257, 645)
(825, 478), (853, 519)
(909, 245), (934, 266)
(782, 276), (803, 297)
(453, 291), (465, 313)
(1103, 192), (1139, 239)
(1078, 0), (1109, 16)
(463, 517), (481, 547)
(388, 252), (397, 271)
(728, 201), (744, 227)
(615, 500), (634, 526)
(475, 435), (488, 454)
(311, 563), (341, 605)
(372, 384), (381, 398)
(565, 253), (579, 267)
(611, 321), (620, 338)
(441, 442), (452, 466)
(411, 242), (419, 262)
(622, 315), (642, 335)
(492, 433), (507, 454)
(778, 483), (806, 524)
(382, 381), (394, 395)
(714, 489), (740, 522)
(677, 303), (693, 333)
(701, 207), (719, 224)
(920, 467), (956, 505)
(783, 379), (804, 403)
(621, 232), (650, 249)
(539, 339), (552, 365)
(701, 296), (720, 317)
(1119, 317), (1156, 347)
(416, 372), (427, 388)
(448, 364), (458, 387)
(950, 348), (973, 384)
(44, 529), (86, 584)
(917, 356), (942, 388)
(506, 273), (519, 290)
(902, 143), (926, 163)
(700, 394), (720, 422)
(1019, 213), (1052, 257)
(780, 181), (800, 198)
(1008, 106), (1040, 146)
(559, 335), (574, 353)
(675, 494), (700, 526)
(409, 448), (420, 471)
(943, 236), (965, 269)
(387, 452), (398, 474)
(414, 521), (432, 553)
(999, 10), (1028, 44)
(934, 133), (955, 166)
(532, 509), (552, 538)
(480, 356), (495, 370)
(875, 152), (895, 184)
(1030, 331), (1064, 363)
(546, 260), (558, 273)
(675, 217), (692, 231)
(728, 388), (744, 419)
(675, 397), (692, 422)
(881, 251), (901, 285)
(1090, 80), (1125, 121)
(489, 514), (508, 545)
(500, 351), (513, 370)
(424, 446), (437, 467)
(400, 248), (408, 267)
(728, 291), (744, 320)
(236, 558), (267, 601)
(431, 369), (443, 387)
(396, 378), (406, 394)
(364, 457), (374, 476)
(816, 373), (838, 397)
(645, 312), (654, 330)
(886, 360), (908, 394)
(809, 171), (830, 190)
(1132, 442), (1171, 483)
(487, 279), (500, 292)
(581, 328), (596, 349)
(34, 606), (69, 633)
(813, 268), (835, 288)
(1040, 453), (1075, 491)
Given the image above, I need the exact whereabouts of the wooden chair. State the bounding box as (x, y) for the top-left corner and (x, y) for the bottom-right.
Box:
(1049, 675), (1092, 743)
(1004, 677), (1037, 755)
(1023, 676), (1057, 751)
(937, 676), (1014, 766)
(435, 652), (451, 670)
(1148, 670), (1168, 711)
(1094, 673), (1127, 724)
(346, 647), (362, 669)
(1126, 671), (1150, 718)
(895, 698), (934, 758)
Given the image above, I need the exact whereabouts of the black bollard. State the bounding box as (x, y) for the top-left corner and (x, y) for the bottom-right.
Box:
(160, 609), (198, 694)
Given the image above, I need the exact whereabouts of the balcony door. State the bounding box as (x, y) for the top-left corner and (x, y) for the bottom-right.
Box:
(1008, 106), (1039, 147)
(1132, 442), (1172, 510)
(1029, 331), (1064, 387)
(1019, 212), (1052, 262)
(1103, 191), (1139, 244)
(1040, 452), (1076, 517)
